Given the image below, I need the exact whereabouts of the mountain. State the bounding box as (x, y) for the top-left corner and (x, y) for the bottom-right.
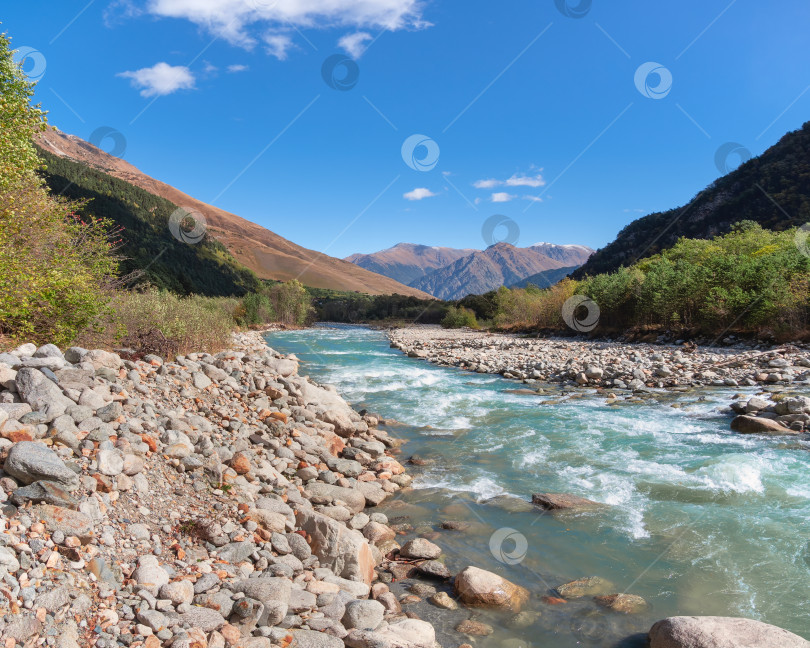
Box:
(345, 243), (477, 285)
(38, 147), (261, 297)
(410, 242), (593, 300)
(575, 121), (810, 278)
(36, 128), (430, 298)
(509, 265), (581, 289)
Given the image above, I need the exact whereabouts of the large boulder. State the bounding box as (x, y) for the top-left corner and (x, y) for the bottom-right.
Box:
(730, 415), (795, 435)
(4, 442), (79, 490)
(15, 368), (73, 420)
(453, 566), (529, 612)
(648, 616), (809, 648)
(295, 509), (375, 584)
(305, 482), (366, 514)
(344, 619), (436, 648)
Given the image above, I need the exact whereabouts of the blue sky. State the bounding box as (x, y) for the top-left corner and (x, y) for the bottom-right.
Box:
(5, 1), (810, 258)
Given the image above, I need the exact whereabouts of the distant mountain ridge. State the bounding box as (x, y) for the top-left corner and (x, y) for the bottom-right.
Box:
(36, 128), (431, 298)
(345, 243), (476, 285)
(346, 241), (593, 300)
(574, 121), (810, 278)
(409, 242), (593, 300)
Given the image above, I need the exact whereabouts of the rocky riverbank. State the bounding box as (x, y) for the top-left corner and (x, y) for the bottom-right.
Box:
(388, 326), (810, 435)
(0, 331), (807, 648)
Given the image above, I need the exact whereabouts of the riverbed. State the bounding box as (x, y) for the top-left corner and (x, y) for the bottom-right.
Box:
(265, 324), (810, 647)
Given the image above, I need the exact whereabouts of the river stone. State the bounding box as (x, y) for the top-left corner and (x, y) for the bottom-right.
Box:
(180, 606), (225, 631)
(594, 593), (648, 614)
(531, 492), (601, 511)
(342, 599), (385, 630)
(344, 619), (436, 648)
(648, 616), (810, 648)
(556, 576), (614, 599)
(132, 555), (170, 595)
(159, 580), (195, 605)
(400, 538), (441, 560)
(730, 415), (794, 435)
(31, 504), (94, 542)
(296, 509), (374, 584)
(0, 546), (20, 572)
(454, 566), (529, 612)
(11, 481), (79, 509)
(305, 482), (366, 514)
(217, 541), (256, 563)
(15, 368), (73, 420)
(4, 442), (79, 490)
(97, 449), (124, 476)
(290, 629), (344, 648)
(416, 560), (451, 580)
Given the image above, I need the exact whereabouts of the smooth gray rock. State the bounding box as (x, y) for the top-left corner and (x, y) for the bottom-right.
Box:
(15, 368), (73, 420)
(4, 442), (79, 490)
(648, 616), (810, 648)
(342, 599), (384, 630)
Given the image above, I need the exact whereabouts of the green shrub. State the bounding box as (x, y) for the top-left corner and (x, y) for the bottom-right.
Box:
(0, 30), (119, 346)
(441, 306), (479, 329)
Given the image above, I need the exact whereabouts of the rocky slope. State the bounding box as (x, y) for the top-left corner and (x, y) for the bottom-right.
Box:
(410, 243), (593, 300)
(36, 129), (430, 298)
(345, 245), (476, 287)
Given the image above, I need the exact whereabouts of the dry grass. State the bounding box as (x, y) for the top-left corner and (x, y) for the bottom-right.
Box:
(77, 290), (239, 356)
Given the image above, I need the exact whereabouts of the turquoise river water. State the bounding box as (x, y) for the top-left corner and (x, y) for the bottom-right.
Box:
(265, 325), (810, 647)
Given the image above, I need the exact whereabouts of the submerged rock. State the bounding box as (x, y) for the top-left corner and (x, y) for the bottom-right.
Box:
(453, 566), (530, 612)
(531, 492), (601, 511)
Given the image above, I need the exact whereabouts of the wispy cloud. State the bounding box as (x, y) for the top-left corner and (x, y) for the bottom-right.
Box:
(474, 170), (546, 189)
(144, 0), (431, 50)
(118, 62), (195, 97)
(339, 32), (372, 58)
(264, 34), (294, 60)
(491, 192), (516, 203)
(523, 195), (543, 203)
(227, 64), (249, 73)
(404, 187), (437, 201)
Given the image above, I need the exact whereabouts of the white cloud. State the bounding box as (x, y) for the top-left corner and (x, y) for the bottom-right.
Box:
(473, 178), (499, 189)
(523, 195), (543, 203)
(403, 187), (437, 201)
(118, 62), (195, 97)
(145, 0), (430, 48)
(264, 34), (294, 60)
(491, 192), (516, 203)
(203, 61), (218, 74)
(338, 32), (372, 58)
(474, 170), (545, 189)
(504, 172), (545, 188)
(228, 64), (249, 73)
